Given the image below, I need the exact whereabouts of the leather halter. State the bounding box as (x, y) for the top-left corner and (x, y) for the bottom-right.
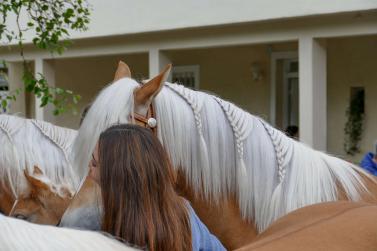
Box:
(8, 199), (19, 217)
(130, 104), (157, 136)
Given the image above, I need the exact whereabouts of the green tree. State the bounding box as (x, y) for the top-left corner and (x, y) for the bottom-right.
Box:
(0, 0), (90, 115)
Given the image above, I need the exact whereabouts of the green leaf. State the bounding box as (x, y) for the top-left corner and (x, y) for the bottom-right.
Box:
(41, 96), (49, 107)
(1, 100), (7, 109)
(2, 0), (91, 116)
(73, 94), (81, 104)
(25, 84), (34, 92)
(55, 87), (64, 94)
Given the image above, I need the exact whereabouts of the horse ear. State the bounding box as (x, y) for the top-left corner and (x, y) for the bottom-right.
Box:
(24, 166), (49, 191)
(33, 166), (43, 175)
(113, 61), (131, 81)
(134, 64), (172, 106)
(59, 186), (74, 199)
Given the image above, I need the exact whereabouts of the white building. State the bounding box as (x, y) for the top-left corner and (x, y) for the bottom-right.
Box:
(1, 0), (377, 161)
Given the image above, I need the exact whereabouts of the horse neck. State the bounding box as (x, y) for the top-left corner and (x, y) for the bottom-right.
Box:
(175, 171), (258, 250)
(158, 85), (279, 230)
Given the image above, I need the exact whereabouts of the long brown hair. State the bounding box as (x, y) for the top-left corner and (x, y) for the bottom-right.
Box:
(98, 124), (192, 251)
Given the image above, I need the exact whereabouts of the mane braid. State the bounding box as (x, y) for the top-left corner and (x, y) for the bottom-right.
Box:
(259, 119), (292, 184)
(31, 120), (72, 163)
(165, 84), (211, 194)
(0, 120), (15, 144)
(213, 96), (253, 200)
(0, 114), (79, 198)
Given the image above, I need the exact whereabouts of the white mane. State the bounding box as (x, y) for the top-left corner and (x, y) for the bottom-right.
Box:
(72, 80), (138, 180)
(0, 214), (138, 251)
(0, 114), (78, 197)
(76, 78), (369, 231)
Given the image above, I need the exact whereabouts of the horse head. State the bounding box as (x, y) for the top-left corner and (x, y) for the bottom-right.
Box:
(10, 166), (74, 225)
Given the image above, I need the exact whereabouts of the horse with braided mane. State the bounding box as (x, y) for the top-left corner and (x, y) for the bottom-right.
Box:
(60, 62), (377, 250)
(0, 114), (77, 224)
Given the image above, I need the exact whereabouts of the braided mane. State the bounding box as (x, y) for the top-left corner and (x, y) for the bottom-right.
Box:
(0, 115), (78, 197)
(75, 79), (369, 231)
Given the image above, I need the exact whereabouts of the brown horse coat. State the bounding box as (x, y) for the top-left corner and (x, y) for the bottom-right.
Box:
(235, 201), (377, 251)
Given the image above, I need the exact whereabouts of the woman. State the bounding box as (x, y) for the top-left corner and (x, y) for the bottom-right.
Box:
(89, 124), (226, 251)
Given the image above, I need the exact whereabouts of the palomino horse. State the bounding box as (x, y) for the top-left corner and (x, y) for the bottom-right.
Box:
(0, 65), (123, 225)
(235, 201), (377, 251)
(60, 62), (377, 249)
(9, 166), (74, 225)
(0, 114), (77, 223)
(0, 214), (139, 251)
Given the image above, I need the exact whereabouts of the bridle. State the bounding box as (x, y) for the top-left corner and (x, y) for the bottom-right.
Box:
(130, 103), (158, 136)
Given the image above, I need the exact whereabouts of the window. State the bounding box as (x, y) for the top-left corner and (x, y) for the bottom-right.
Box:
(0, 62), (8, 91)
(282, 59), (299, 129)
(172, 65), (200, 90)
(0, 62), (9, 113)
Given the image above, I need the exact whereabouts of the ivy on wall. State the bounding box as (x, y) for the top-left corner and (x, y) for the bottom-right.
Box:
(344, 88), (365, 155)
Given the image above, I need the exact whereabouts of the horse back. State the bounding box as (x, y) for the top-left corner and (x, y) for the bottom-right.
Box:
(235, 201), (377, 251)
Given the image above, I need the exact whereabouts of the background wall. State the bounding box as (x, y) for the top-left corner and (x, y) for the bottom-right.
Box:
(327, 35), (377, 162)
(54, 53), (148, 128)
(165, 42), (297, 123)
(4, 0), (377, 44)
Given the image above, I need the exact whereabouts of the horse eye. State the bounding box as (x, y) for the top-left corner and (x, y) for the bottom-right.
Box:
(14, 214), (28, 221)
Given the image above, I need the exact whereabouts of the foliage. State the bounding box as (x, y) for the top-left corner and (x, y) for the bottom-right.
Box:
(344, 90), (364, 155)
(0, 0), (90, 115)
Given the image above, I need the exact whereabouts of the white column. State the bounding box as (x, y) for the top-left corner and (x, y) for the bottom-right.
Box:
(299, 37), (327, 151)
(149, 49), (172, 80)
(7, 62), (26, 115)
(34, 58), (56, 122)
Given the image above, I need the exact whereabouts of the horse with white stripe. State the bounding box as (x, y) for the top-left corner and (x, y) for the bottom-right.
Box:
(60, 62), (377, 250)
(0, 114), (77, 224)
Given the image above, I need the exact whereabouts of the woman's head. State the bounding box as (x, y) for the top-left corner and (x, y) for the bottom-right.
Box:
(91, 124), (191, 251)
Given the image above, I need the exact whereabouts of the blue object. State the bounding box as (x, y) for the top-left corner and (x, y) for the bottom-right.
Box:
(187, 202), (227, 251)
(360, 152), (377, 176)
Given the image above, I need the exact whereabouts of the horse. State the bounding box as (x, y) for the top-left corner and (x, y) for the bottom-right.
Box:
(9, 166), (74, 225)
(235, 201), (377, 251)
(0, 213), (139, 251)
(60, 62), (377, 250)
(0, 114), (77, 224)
(0, 64), (126, 225)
